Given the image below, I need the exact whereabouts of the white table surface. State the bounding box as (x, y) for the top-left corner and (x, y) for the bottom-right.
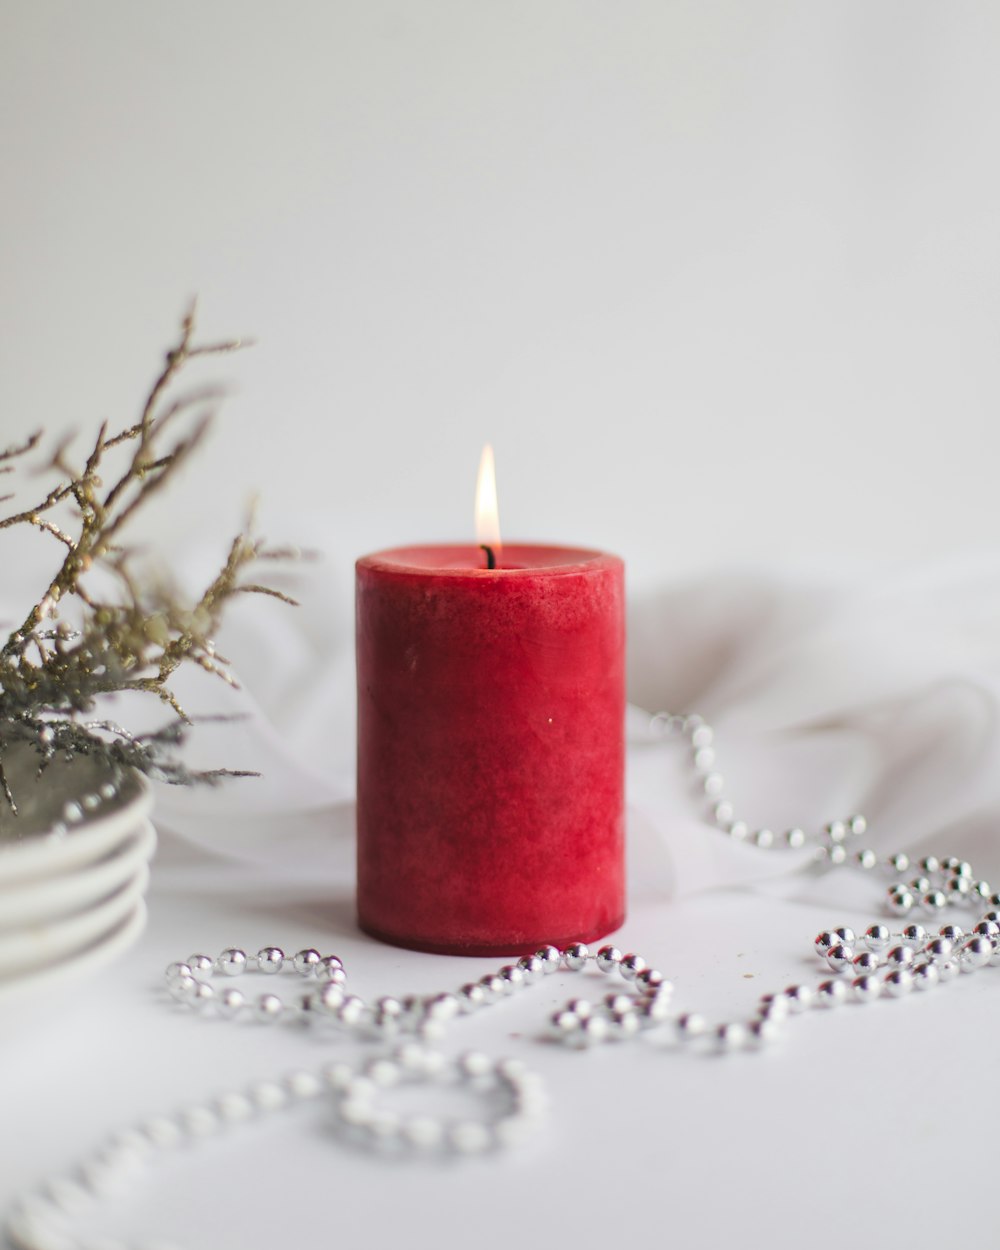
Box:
(2, 797), (996, 1250)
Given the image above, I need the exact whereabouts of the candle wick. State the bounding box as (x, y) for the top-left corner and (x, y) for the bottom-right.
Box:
(479, 544), (496, 570)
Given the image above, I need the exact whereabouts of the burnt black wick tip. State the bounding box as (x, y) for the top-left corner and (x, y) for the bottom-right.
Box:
(479, 544), (497, 570)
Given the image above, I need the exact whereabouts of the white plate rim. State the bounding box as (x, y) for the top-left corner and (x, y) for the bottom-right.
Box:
(0, 821), (156, 931)
(0, 773), (154, 885)
(0, 863), (149, 976)
(0, 899), (147, 1009)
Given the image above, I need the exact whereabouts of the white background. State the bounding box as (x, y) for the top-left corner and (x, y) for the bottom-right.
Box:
(2, 2), (999, 593)
(3, 6), (1000, 1250)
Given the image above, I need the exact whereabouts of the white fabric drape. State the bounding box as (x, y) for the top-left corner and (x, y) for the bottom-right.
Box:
(145, 552), (1000, 897)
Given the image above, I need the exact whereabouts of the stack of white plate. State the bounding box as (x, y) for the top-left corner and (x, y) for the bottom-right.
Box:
(0, 742), (155, 1010)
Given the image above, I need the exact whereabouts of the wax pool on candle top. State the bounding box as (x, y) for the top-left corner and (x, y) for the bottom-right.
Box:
(356, 543), (625, 956)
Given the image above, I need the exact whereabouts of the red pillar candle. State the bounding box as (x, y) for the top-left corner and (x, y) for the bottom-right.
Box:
(356, 543), (625, 956)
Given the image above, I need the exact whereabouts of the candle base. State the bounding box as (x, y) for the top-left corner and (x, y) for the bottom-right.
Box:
(357, 912), (627, 959)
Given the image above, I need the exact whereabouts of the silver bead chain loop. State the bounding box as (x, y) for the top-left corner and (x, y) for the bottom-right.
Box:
(327, 1050), (546, 1155)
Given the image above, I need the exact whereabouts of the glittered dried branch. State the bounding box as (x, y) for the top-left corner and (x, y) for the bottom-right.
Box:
(0, 305), (295, 810)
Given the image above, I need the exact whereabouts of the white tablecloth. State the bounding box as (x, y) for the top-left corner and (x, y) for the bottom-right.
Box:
(3, 804), (998, 1250)
(5, 552), (1000, 1250)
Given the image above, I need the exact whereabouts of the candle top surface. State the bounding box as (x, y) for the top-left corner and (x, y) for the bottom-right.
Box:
(358, 543), (619, 577)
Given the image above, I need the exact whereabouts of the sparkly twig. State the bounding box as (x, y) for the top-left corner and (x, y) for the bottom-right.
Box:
(0, 758), (16, 816)
(0, 309), (293, 809)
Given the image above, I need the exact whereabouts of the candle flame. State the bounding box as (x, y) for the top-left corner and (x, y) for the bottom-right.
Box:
(475, 444), (502, 560)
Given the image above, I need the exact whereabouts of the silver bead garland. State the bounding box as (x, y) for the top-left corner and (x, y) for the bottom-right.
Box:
(8, 707), (1000, 1250)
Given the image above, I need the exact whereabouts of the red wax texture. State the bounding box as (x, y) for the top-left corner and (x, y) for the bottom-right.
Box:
(356, 543), (625, 956)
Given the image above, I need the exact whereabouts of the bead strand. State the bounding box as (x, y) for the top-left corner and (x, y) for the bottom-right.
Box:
(5, 1043), (547, 1250)
(542, 901), (1000, 1054)
(548, 945), (673, 1046)
(884, 856), (994, 917)
(164, 902), (1000, 1065)
(165, 943), (597, 1042)
(668, 902), (1000, 1054)
(651, 710), (874, 864)
(45, 780), (126, 839)
(5, 1063), (327, 1250)
(166, 946), (356, 1028)
(328, 1048), (546, 1155)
